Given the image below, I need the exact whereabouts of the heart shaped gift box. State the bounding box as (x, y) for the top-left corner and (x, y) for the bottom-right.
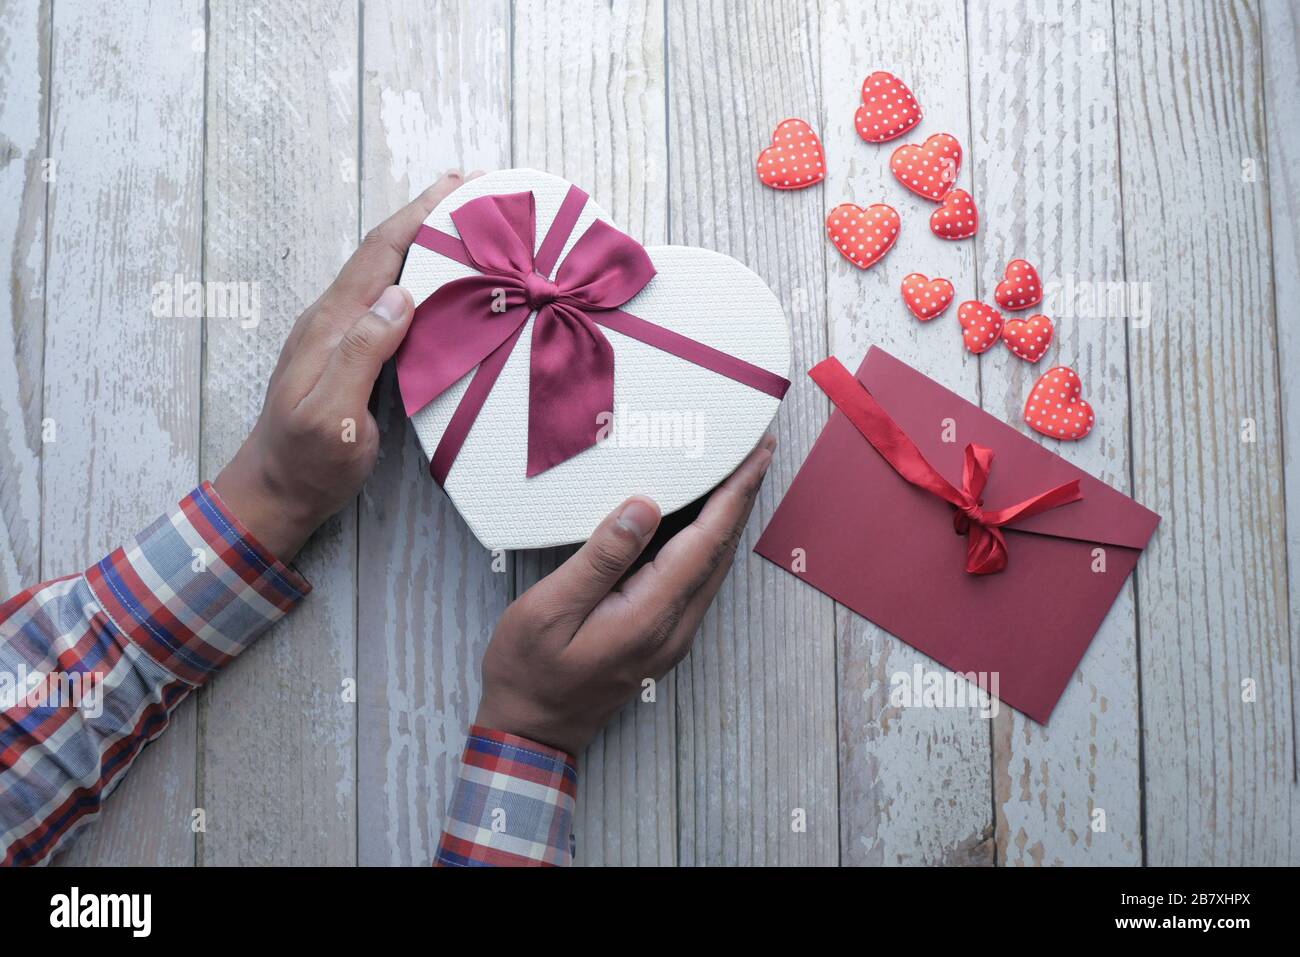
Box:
(395, 169), (792, 550)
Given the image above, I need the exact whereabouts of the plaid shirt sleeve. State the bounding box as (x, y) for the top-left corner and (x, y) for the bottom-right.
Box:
(0, 482), (310, 866)
(435, 725), (578, 866)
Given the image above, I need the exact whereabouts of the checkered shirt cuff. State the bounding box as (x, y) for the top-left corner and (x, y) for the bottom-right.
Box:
(85, 482), (311, 686)
(435, 726), (578, 867)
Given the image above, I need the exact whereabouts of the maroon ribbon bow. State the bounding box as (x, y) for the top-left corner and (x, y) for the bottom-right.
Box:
(809, 356), (1082, 574)
(395, 185), (790, 484)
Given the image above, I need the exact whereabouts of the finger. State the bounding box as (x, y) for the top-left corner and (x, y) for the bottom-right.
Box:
(266, 290), (332, 394)
(276, 171), (473, 405)
(569, 436), (775, 666)
(306, 285), (414, 408)
(645, 536), (737, 676)
(329, 170), (466, 309)
(275, 290), (331, 378)
(631, 436), (773, 600)
(609, 438), (772, 646)
(526, 496), (661, 634)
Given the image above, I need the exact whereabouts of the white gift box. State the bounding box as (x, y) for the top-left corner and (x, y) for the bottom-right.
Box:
(397, 168), (791, 550)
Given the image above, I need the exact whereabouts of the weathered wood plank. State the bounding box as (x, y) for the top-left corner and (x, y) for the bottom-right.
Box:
(1260, 0), (1300, 866)
(1117, 0), (1295, 865)
(511, 0), (675, 866)
(969, 0), (1142, 865)
(44, 0), (205, 865)
(199, 0), (359, 865)
(357, 0), (513, 867)
(821, 0), (991, 865)
(669, 0), (838, 866)
(0, 0), (48, 595)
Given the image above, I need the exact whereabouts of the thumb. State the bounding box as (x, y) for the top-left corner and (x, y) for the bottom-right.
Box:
(314, 285), (414, 402)
(530, 496), (661, 630)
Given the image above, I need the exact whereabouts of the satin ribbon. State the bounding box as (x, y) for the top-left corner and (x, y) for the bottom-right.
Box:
(809, 357), (1083, 575)
(395, 186), (791, 483)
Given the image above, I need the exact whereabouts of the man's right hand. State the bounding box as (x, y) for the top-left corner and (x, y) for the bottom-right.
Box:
(473, 436), (776, 756)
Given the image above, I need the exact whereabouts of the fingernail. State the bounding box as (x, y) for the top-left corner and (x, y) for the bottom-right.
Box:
(371, 285), (410, 323)
(444, 169), (463, 182)
(467, 169), (485, 180)
(760, 432), (777, 452)
(616, 497), (660, 539)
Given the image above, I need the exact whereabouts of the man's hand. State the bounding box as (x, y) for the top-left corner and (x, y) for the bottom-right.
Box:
(474, 436), (777, 756)
(214, 171), (473, 561)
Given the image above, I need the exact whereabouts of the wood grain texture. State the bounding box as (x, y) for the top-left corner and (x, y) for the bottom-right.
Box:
(511, 0), (675, 866)
(669, 0), (838, 866)
(43, 0), (205, 866)
(357, 0), (513, 867)
(5, 0), (1297, 869)
(969, 0), (1141, 865)
(1261, 0), (1300, 867)
(199, 0), (359, 865)
(1117, 0), (1296, 865)
(822, 0), (992, 866)
(0, 0), (47, 596)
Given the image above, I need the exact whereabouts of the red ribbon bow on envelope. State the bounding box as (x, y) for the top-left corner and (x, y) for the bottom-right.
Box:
(809, 357), (1083, 574)
(396, 185), (790, 483)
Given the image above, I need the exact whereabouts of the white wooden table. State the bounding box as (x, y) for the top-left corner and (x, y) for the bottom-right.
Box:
(2, 0), (1297, 866)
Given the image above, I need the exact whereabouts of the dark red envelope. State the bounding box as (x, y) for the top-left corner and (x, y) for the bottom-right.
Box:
(754, 347), (1160, 722)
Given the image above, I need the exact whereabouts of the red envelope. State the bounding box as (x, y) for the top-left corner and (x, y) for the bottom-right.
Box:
(754, 347), (1160, 722)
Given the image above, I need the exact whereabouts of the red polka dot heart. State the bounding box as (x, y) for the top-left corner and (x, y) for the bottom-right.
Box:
(889, 133), (962, 201)
(1002, 314), (1053, 363)
(755, 118), (825, 190)
(930, 189), (978, 240)
(855, 71), (922, 144)
(1024, 367), (1094, 441)
(900, 273), (954, 320)
(826, 203), (900, 269)
(957, 301), (1003, 353)
(994, 259), (1043, 310)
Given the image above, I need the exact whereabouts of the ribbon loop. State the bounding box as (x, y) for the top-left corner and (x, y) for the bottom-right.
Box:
(809, 357), (1083, 575)
(451, 190), (537, 276)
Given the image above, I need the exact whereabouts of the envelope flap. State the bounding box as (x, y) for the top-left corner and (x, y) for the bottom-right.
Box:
(861, 348), (1160, 550)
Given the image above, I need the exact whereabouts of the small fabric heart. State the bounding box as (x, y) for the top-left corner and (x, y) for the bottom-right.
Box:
(994, 259), (1043, 310)
(900, 272), (954, 321)
(826, 203), (900, 269)
(889, 133), (962, 201)
(1002, 314), (1053, 363)
(1024, 366), (1094, 440)
(929, 188), (978, 240)
(957, 300), (1004, 354)
(855, 71), (922, 143)
(756, 118), (825, 190)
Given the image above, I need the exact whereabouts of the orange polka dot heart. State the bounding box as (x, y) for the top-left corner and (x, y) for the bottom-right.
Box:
(1002, 314), (1053, 363)
(930, 188), (978, 240)
(889, 133), (962, 201)
(826, 203), (900, 269)
(1024, 366), (1094, 441)
(957, 300), (1004, 354)
(900, 272), (954, 321)
(756, 118), (826, 190)
(855, 71), (922, 144)
(994, 259), (1043, 310)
